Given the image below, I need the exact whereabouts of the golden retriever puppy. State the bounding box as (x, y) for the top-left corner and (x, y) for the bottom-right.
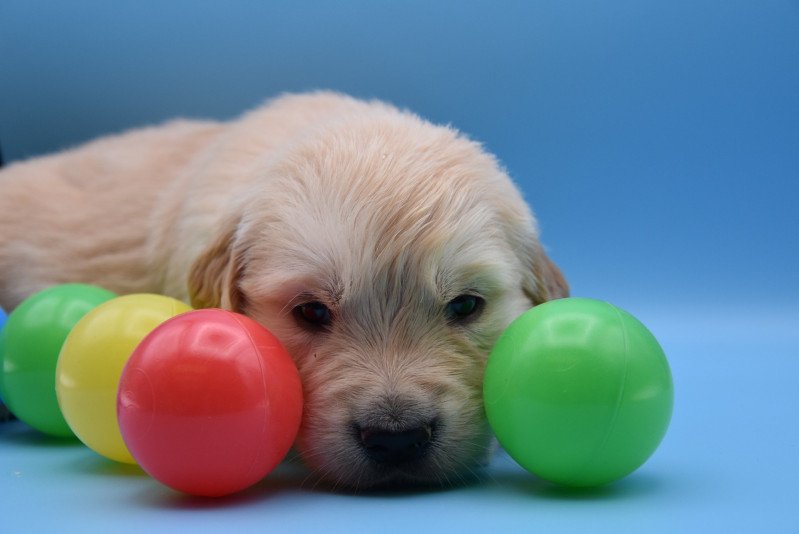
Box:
(0, 92), (567, 489)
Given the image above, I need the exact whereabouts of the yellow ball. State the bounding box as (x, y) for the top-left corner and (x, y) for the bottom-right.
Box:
(56, 294), (192, 463)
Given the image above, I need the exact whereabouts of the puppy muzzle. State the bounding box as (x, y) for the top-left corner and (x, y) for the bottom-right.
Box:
(355, 420), (437, 465)
(350, 393), (439, 466)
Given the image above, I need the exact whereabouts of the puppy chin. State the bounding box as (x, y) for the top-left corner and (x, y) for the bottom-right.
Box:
(295, 433), (492, 491)
(294, 397), (493, 491)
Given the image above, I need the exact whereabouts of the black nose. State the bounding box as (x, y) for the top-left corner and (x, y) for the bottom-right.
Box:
(357, 423), (434, 465)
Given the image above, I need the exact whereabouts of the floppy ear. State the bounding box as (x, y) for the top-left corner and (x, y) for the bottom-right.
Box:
(187, 217), (246, 311)
(532, 249), (569, 303)
(524, 244), (570, 306)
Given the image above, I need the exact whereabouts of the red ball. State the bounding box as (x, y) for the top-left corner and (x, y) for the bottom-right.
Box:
(117, 309), (303, 497)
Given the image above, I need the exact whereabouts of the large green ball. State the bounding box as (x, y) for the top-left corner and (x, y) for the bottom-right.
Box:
(484, 298), (673, 487)
(0, 284), (116, 437)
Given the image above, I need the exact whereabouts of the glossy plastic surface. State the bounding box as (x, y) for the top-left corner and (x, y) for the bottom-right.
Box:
(484, 298), (673, 487)
(0, 284), (117, 437)
(0, 306), (7, 401)
(117, 309), (304, 497)
(56, 294), (192, 463)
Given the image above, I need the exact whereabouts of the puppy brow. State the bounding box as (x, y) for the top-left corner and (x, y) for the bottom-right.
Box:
(287, 288), (342, 309)
(435, 265), (507, 301)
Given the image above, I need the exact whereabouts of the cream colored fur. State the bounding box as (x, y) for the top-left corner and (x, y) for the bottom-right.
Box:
(0, 92), (567, 488)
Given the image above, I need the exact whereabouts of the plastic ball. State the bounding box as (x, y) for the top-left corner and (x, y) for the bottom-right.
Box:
(56, 294), (192, 463)
(484, 298), (673, 487)
(117, 309), (303, 497)
(0, 284), (117, 436)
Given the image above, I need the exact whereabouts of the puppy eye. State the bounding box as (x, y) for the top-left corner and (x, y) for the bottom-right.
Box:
(294, 301), (332, 329)
(445, 294), (485, 324)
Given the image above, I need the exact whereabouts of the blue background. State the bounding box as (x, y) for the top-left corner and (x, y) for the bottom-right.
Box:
(1, 1), (797, 532)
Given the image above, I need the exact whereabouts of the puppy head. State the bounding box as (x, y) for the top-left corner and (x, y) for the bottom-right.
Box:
(189, 110), (567, 489)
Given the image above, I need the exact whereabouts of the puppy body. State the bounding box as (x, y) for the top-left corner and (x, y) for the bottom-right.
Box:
(0, 92), (567, 488)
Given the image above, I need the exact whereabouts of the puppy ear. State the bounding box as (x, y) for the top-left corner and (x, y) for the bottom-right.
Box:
(525, 245), (570, 306)
(187, 217), (246, 311)
(534, 250), (569, 303)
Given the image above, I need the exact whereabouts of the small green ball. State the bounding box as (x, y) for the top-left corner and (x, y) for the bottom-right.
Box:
(484, 298), (673, 487)
(0, 284), (117, 437)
